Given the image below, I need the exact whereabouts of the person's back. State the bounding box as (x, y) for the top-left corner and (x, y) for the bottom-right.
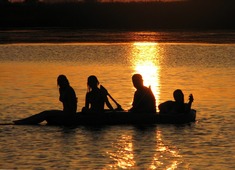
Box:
(129, 74), (156, 113)
(60, 85), (77, 114)
(58, 75), (77, 115)
(86, 87), (105, 113)
(83, 75), (113, 114)
(158, 101), (184, 114)
(131, 86), (156, 113)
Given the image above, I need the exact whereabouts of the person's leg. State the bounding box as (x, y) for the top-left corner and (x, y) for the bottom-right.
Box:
(13, 110), (61, 125)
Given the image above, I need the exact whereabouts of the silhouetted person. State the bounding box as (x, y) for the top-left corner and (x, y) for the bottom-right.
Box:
(57, 75), (77, 115)
(82, 75), (113, 113)
(129, 74), (156, 113)
(13, 75), (77, 125)
(158, 89), (194, 115)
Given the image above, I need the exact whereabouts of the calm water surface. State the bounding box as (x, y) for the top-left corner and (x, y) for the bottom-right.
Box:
(0, 31), (235, 169)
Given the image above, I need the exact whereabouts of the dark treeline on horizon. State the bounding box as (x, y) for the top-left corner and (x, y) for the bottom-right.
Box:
(1, 0), (235, 30)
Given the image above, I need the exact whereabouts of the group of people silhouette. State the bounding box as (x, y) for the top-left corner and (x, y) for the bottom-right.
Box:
(13, 74), (194, 125)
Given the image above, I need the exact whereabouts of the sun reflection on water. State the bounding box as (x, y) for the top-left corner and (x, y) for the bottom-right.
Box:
(150, 130), (183, 169)
(106, 129), (183, 169)
(130, 42), (161, 107)
(107, 135), (135, 169)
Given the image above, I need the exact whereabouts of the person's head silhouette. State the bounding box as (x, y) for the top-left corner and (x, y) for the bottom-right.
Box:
(173, 89), (184, 103)
(132, 74), (144, 89)
(57, 75), (69, 88)
(87, 75), (99, 91)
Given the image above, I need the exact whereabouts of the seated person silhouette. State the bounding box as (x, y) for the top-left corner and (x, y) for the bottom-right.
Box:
(82, 75), (114, 113)
(158, 89), (194, 115)
(129, 74), (156, 113)
(13, 75), (77, 125)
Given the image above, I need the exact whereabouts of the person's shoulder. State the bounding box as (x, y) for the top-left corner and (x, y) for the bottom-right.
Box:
(143, 86), (153, 94)
(159, 100), (174, 107)
(95, 88), (103, 94)
(70, 85), (75, 90)
(143, 86), (152, 91)
(68, 86), (76, 93)
(161, 100), (174, 105)
(90, 88), (103, 96)
(86, 91), (91, 96)
(140, 86), (149, 92)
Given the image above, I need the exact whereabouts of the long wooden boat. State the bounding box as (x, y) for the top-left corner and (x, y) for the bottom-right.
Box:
(44, 109), (196, 126)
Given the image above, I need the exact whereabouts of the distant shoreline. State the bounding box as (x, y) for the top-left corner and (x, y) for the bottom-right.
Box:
(1, 29), (235, 44)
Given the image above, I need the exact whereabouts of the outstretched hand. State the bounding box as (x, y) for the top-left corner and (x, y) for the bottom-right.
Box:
(189, 94), (194, 103)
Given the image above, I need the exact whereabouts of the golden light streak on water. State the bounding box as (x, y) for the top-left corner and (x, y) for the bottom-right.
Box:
(149, 130), (183, 169)
(107, 135), (135, 169)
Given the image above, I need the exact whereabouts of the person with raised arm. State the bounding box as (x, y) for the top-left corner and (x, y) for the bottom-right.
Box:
(158, 89), (194, 115)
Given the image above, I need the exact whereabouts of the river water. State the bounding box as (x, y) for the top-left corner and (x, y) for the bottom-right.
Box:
(0, 30), (235, 169)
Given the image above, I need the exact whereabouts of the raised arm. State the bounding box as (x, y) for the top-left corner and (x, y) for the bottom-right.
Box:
(185, 94), (194, 113)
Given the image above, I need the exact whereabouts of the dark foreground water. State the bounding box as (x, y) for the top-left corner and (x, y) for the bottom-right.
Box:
(0, 30), (235, 169)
